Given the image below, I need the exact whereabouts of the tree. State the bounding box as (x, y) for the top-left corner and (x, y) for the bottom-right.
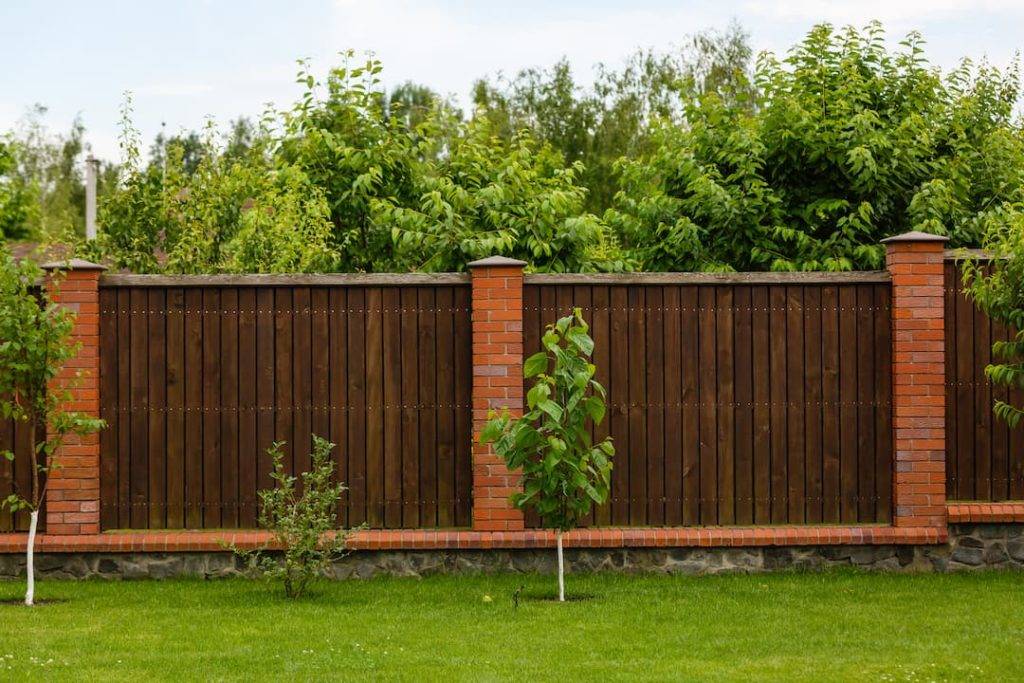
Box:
(608, 22), (1024, 272)
(480, 308), (614, 601)
(0, 249), (103, 605)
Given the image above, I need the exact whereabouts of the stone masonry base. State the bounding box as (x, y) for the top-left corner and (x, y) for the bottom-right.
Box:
(0, 524), (1020, 580)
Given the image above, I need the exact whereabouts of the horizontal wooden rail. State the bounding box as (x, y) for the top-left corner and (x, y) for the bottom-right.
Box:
(100, 273), (471, 288)
(525, 271), (891, 285)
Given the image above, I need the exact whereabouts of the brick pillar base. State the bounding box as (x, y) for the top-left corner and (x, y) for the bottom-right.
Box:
(42, 259), (105, 535)
(882, 232), (948, 528)
(469, 256), (526, 531)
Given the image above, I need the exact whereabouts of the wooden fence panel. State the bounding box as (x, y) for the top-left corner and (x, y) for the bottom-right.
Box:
(524, 281), (894, 526)
(99, 283), (473, 530)
(945, 260), (1024, 500)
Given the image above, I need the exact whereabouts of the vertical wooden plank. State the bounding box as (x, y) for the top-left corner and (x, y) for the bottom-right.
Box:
(347, 288), (367, 526)
(645, 286), (665, 525)
(129, 288), (149, 529)
(255, 289), (276, 505)
(592, 285), (612, 526)
(944, 262), (958, 499)
(715, 287), (735, 525)
(751, 286), (772, 524)
(856, 287), (876, 522)
(452, 286), (473, 526)
(328, 288), (349, 526)
(116, 289), (131, 526)
(0, 418), (11, 531)
(274, 288), (294, 482)
(575, 285), (596, 527)
(733, 286), (754, 525)
(803, 287), (823, 524)
(292, 287), (312, 481)
(991, 313), (1010, 501)
(382, 287), (403, 528)
(768, 286), (788, 523)
(183, 288), (203, 528)
(99, 287), (118, 530)
(311, 289), (331, 443)
(12, 417), (32, 530)
(974, 288), (992, 500)
(609, 286), (630, 525)
(237, 288), (258, 528)
(399, 287), (419, 527)
(165, 289), (185, 528)
(698, 286), (718, 525)
(821, 286), (841, 523)
(147, 289), (167, 529)
(1009, 320), (1024, 500)
(662, 286), (683, 526)
(220, 288), (239, 529)
(627, 286), (648, 525)
(785, 286), (805, 523)
(954, 266), (975, 500)
(202, 288), (222, 528)
(365, 287), (385, 527)
(838, 286), (859, 523)
(417, 288), (438, 527)
(874, 284), (893, 522)
(435, 287), (456, 528)
(680, 286), (701, 525)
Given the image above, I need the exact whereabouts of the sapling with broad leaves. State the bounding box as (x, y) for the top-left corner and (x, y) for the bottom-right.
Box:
(0, 250), (103, 606)
(480, 307), (614, 602)
(233, 435), (357, 599)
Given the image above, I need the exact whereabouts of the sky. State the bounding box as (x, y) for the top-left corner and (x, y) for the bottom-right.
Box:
(1, 0), (1022, 161)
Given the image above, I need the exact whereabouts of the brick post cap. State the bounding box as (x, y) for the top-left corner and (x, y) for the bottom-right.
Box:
(40, 258), (107, 271)
(880, 231), (950, 244)
(467, 255), (528, 268)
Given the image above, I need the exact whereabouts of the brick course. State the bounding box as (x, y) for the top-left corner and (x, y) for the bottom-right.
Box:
(883, 232), (948, 529)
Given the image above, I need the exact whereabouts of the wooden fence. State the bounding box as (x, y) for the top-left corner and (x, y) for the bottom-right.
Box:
(98, 275), (473, 530)
(523, 273), (894, 526)
(0, 418), (43, 532)
(945, 259), (1024, 501)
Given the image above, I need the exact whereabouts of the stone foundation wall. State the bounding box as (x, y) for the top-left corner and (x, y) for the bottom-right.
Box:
(1, 525), (1021, 580)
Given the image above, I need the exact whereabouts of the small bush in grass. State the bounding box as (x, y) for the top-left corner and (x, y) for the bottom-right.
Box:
(234, 435), (356, 598)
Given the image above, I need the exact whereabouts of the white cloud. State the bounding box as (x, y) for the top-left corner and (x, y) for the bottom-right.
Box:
(742, 0), (1024, 26)
(135, 82), (215, 97)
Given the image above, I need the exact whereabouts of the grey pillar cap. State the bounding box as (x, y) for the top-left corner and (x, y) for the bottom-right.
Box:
(40, 258), (108, 271)
(880, 231), (950, 244)
(467, 255), (528, 268)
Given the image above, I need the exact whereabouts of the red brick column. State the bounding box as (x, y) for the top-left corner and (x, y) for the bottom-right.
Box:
(882, 232), (948, 528)
(42, 259), (105, 535)
(468, 256), (527, 531)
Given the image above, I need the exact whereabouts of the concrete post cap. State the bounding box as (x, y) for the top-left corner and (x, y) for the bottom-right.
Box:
(880, 231), (950, 244)
(40, 258), (108, 271)
(467, 255), (528, 268)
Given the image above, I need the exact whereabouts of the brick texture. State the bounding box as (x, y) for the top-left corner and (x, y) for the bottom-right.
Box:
(469, 257), (527, 531)
(43, 263), (105, 535)
(884, 233), (948, 528)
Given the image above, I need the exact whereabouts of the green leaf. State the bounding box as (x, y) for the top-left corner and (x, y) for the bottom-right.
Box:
(523, 351), (548, 378)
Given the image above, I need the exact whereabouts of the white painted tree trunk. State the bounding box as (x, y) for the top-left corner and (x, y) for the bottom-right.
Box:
(25, 509), (38, 606)
(556, 530), (565, 602)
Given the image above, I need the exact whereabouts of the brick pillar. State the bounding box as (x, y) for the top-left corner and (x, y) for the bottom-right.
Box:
(468, 256), (527, 531)
(882, 232), (948, 528)
(42, 259), (106, 535)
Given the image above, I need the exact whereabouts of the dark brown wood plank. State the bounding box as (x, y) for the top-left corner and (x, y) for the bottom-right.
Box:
(452, 286), (473, 526)
(856, 286), (876, 522)
(292, 287), (313, 482)
(183, 288), (203, 528)
(98, 287), (119, 530)
(255, 289), (276, 505)
(662, 286), (683, 526)
(12, 417), (32, 530)
(0, 418), (11, 531)
(874, 284), (893, 522)
(944, 262), (958, 499)
(751, 286), (772, 524)
(202, 288), (222, 528)
(274, 288), (294, 488)
(382, 287), (403, 528)
(821, 286), (841, 523)
(417, 288), (438, 527)
(803, 286), (823, 524)
(954, 266), (975, 500)
(838, 286), (859, 522)
(219, 288), (239, 529)
(399, 287), (419, 527)
(627, 286), (648, 525)
(990, 314), (1010, 501)
(522, 284), (543, 528)
(347, 288), (367, 526)
(609, 286), (630, 525)
(698, 286), (718, 525)
(574, 285), (596, 527)
(365, 287), (385, 527)
(645, 286), (665, 525)
(310, 289), (331, 443)
(785, 286), (805, 523)
(164, 289), (185, 528)
(129, 288), (149, 529)
(147, 289), (167, 529)
(768, 286), (788, 523)
(716, 287), (736, 524)
(733, 286), (754, 525)
(592, 285), (612, 526)
(434, 287), (456, 528)
(328, 288), (349, 526)
(237, 288), (258, 528)
(680, 286), (701, 525)
(974, 289), (992, 500)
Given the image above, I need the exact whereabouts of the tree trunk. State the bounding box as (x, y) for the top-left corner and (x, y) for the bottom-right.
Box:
(556, 530), (565, 602)
(25, 509), (38, 606)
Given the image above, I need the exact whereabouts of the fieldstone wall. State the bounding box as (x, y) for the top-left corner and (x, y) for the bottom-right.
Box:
(2, 525), (1022, 580)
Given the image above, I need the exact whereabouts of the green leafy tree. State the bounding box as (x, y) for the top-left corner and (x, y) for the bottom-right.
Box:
(480, 308), (614, 601)
(0, 137), (35, 240)
(608, 22), (1024, 272)
(0, 249), (104, 605)
(233, 436), (356, 599)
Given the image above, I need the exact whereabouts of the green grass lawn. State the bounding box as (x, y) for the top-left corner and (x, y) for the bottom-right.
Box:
(1, 570), (1022, 681)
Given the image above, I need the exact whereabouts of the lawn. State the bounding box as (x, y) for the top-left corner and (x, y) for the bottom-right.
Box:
(1, 570), (1022, 681)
